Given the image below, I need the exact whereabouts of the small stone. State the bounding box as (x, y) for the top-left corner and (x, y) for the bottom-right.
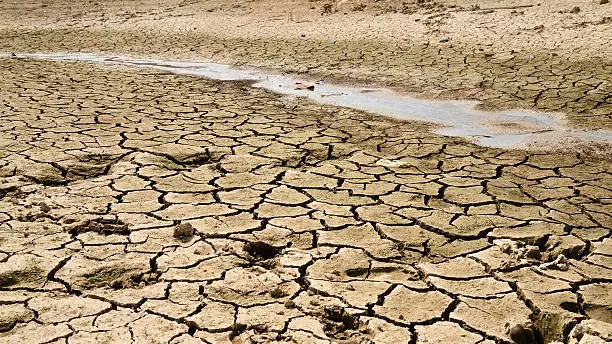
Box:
(294, 83), (315, 91)
(570, 6), (580, 14)
(323, 305), (358, 331)
(229, 323), (248, 340)
(173, 222), (195, 239)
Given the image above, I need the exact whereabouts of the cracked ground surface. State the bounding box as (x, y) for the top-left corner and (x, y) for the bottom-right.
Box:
(0, 57), (611, 344)
(0, 1), (611, 343)
(0, 0), (611, 129)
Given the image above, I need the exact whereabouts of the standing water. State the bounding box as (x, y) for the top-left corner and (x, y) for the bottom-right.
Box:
(3, 52), (610, 149)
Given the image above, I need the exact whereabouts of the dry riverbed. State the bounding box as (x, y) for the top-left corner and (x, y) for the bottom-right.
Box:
(0, 1), (611, 344)
(1, 0), (611, 129)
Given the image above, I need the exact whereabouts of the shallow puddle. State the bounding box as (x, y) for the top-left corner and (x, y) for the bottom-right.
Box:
(4, 52), (610, 149)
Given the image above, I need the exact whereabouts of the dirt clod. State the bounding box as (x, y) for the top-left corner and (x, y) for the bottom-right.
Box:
(173, 222), (195, 239)
(269, 287), (287, 298)
(507, 323), (539, 344)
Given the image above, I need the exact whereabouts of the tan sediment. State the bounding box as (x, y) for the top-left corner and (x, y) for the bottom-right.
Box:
(0, 0), (610, 129)
(0, 1), (611, 343)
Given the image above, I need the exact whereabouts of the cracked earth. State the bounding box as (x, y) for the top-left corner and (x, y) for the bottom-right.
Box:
(1, 56), (610, 344)
(0, 1), (611, 344)
(1, 0), (611, 130)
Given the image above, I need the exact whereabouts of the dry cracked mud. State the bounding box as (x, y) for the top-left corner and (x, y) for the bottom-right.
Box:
(0, 0), (611, 130)
(0, 1), (611, 344)
(0, 56), (610, 344)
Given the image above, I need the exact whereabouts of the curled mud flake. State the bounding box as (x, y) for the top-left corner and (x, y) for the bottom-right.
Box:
(0, 254), (50, 289)
(56, 253), (151, 290)
(0, 304), (34, 331)
(579, 283), (612, 324)
(452, 294), (532, 341)
(0, 264), (45, 288)
(540, 254), (569, 271)
(543, 235), (588, 261)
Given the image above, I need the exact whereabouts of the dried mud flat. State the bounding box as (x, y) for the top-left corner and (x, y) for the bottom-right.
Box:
(1, 0), (611, 129)
(0, 1), (611, 344)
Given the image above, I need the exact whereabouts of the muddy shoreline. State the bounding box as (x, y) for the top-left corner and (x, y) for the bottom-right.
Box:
(5, 52), (611, 154)
(1, 0), (610, 130)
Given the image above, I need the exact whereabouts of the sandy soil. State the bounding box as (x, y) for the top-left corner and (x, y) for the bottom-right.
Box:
(0, 1), (611, 344)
